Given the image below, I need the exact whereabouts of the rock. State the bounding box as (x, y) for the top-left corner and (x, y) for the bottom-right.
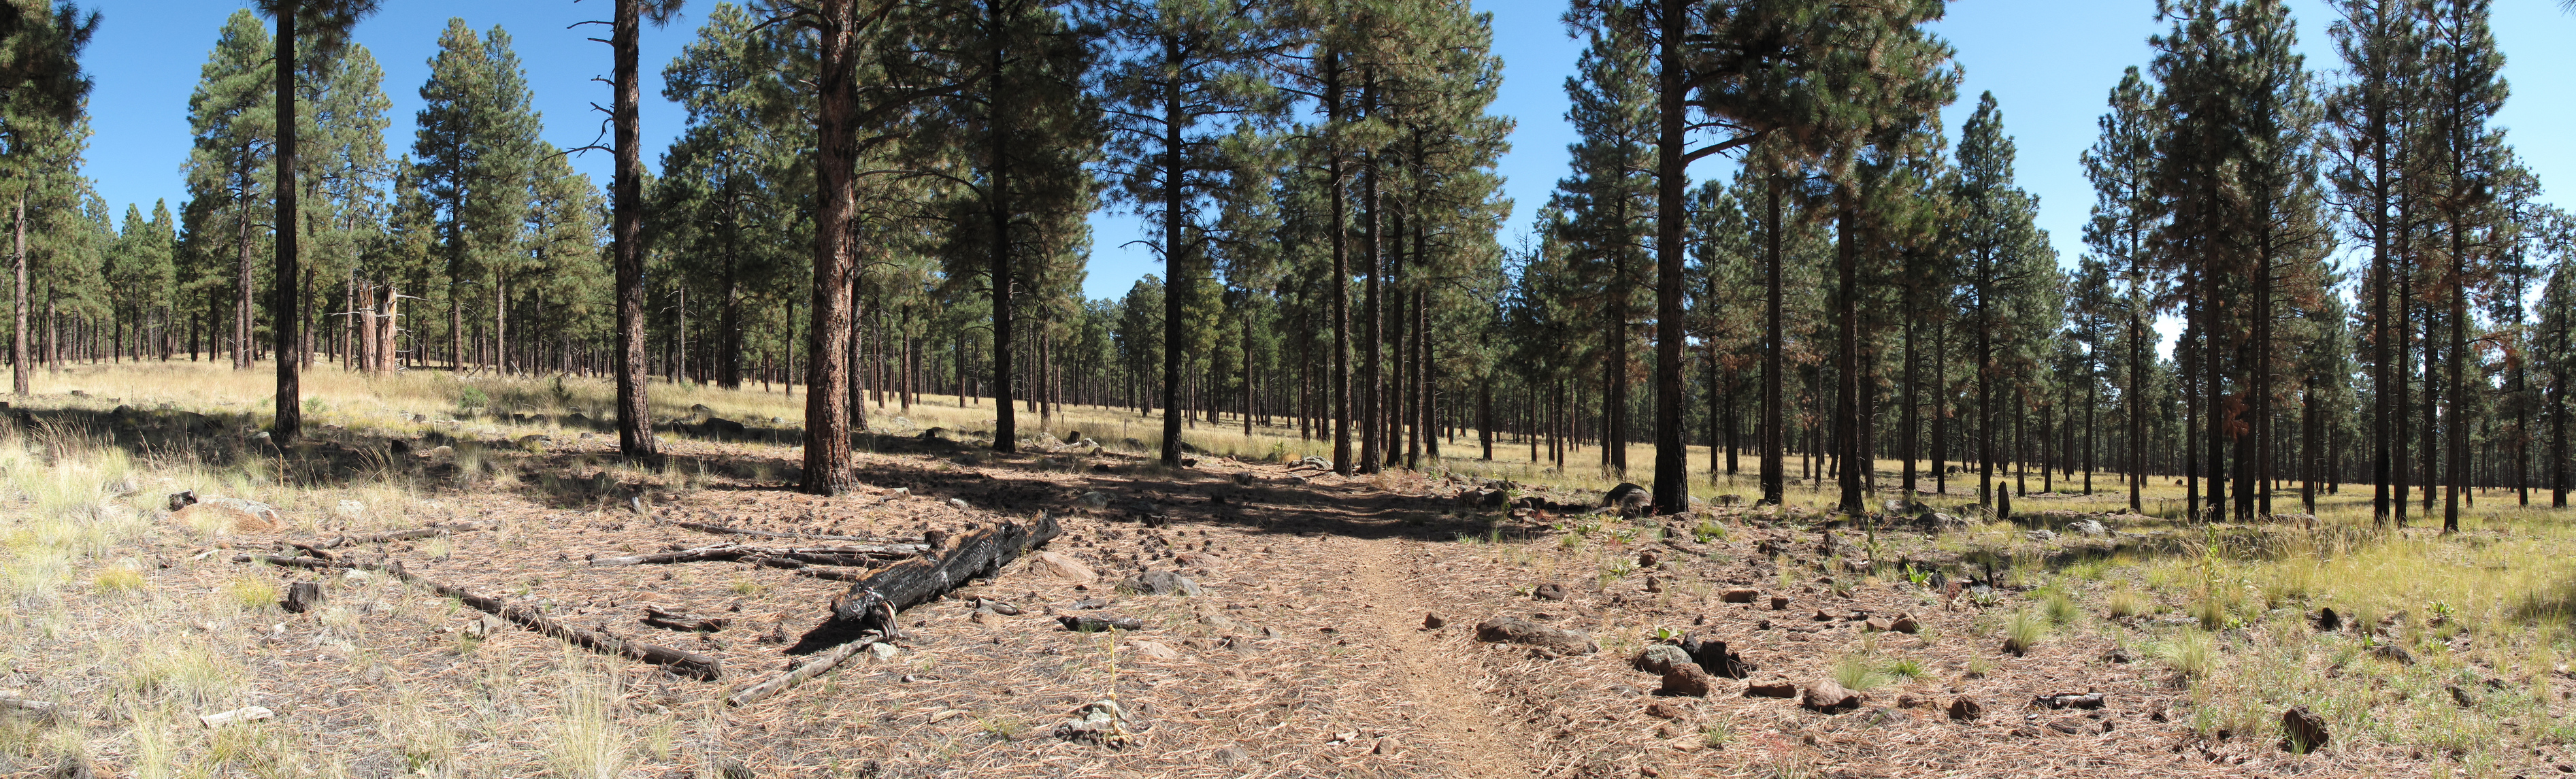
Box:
(2071, 518), (2109, 537)
(2102, 647), (2136, 664)
(1719, 588), (1758, 603)
(198, 706), (275, 727)
(2024, 529), (2057, 542)
(947, 497), (972, 510)
(170, 497), (282, 533)
(1232, 472), (1256, 486)
(1634, 644), (1692, 675)
(1802, 680), (1862, 713)
(2281, 706), (2329, 753)
(167, 490), (198, 512)
(1679, 637), (1751, 678)
(1743, 680), (1798, 699)
(1052, 699), (1137, 746)
(865, 642), (900, 662)
(1079, 491), (1112, 509)
(1811, 610), (1835, 622)
(1173, 551), (1223, 569)
(1472, 616), (1597, 655)
(1645, 700), (1688, 719)
(1770, 595), (1791, 610)
(1864, 616), (1893, 633)
(1421, 612), (1447, 629)
(702, 417), (748, 440)
(2448, 684), (2475, 708)
(1532, 582), (1568, 601)
(1657, 662), (1718, 697)
(1887, 614), (1920, 634)
(1198, 614), (1237, 631)
(1127, 640), (1182, 660)
(2372, 644), (2415, 665)
(1027, 551), (1098, 582)
(1214, 746), (1250, 765)
(1128, 570), (1204, 597)
(1947, 697), (1983, 722)
(1059, 615), (1146, 632)
(2315, 607), (2341, 631)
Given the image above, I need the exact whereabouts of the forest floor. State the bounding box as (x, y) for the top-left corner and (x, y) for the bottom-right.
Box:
(1, 362), (2573, 778)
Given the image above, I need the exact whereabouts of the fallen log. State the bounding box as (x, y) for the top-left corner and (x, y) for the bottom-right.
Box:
(237, 554), (721, 680)
(675, 521), (920, 544)
(587, 542), (927, 567)
(822, 514), (1061, 627)
(729, 514), (1061, 708)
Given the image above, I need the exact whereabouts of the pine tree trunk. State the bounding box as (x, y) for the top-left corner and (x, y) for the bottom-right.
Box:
(799, 0), (862, 493)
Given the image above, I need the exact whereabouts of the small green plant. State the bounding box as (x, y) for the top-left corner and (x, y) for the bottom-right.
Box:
(1882, 657), (1928, 680)
(2002, 610), (2045, 655)
(2042, 589), (2080, 626)
(226, 576), (280, 611)
(2105, 584), (2149, 619)
(94, 565), (145, 593)
(2159, 630), (2215, 678)
(1831, 654), (1885, 691)
(1650, 627), (1682, 642)
(1694, 519), (1728, 543)
(1964, 656), (1992, 678)
(455, 386), (489, 412)
(1700, 720), (1735, 748)
(2191, 591), (2232, 631)
(303, 396), (328, 414)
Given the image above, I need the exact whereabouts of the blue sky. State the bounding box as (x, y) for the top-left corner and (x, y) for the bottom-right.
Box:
(80, 1), (2576, 303)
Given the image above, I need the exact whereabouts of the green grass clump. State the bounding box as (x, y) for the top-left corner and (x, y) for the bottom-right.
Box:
(2042, 589), (2081, 626)
(1882, 657), (1928, 680)
(2159, 630), (2215, 678)
(2105, 583), (2149, 619)
(2003, 610), (2046, 656)
(1831, 654), (1885, 691)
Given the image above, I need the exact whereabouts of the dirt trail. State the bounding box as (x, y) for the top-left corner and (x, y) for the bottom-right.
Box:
(1342, 534), (1538, 779)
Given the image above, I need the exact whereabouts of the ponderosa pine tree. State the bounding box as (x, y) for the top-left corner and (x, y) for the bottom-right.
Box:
(0, 0), (88, 395)
(909, 0), (1097, 456)
(2419, 0), (2507, 531)
(254, 0), (378, 442)
(2081, 66), (2164, 514)
(414, 18), (543, 375)
(606, 0), (684, 465)
(1095, 0), (1289, 467)
(1547, 19), (1653, 477)
(2326, 0), (2422, 525)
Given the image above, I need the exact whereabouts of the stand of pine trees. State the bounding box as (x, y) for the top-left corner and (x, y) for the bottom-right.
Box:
(0, 0), (2564, 516)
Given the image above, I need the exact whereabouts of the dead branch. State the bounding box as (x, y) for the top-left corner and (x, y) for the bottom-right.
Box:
(237, 554), (722, 680)
(674, 520), (921, 544)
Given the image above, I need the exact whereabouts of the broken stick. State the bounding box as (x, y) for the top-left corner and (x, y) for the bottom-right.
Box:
(587, 542), (925, 567)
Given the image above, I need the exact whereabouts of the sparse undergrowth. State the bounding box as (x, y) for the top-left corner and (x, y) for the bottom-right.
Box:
(2, 363), (2575, 777)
